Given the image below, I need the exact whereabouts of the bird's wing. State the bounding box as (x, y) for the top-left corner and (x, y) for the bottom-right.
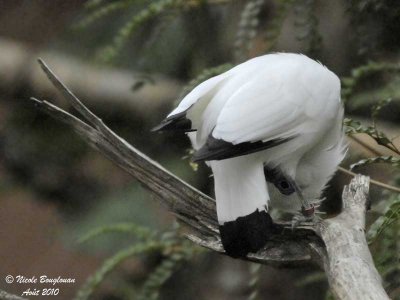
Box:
(194, 66), (339, 161)
(151, 72), (229, 133)
(213, 77), (309, 143)
(153, 55), (270, 133)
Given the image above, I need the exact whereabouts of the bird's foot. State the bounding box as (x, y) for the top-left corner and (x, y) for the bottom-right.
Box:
(291, 200), (325, 230)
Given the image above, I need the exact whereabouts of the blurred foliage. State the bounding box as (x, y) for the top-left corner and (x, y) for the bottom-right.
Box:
(368, 194), (400, 243)
(368, 194), (400, 299)
(234, 0), (266, 63)
(293, 0), (322, 58)
(344, 96), (400, 173)
(347, 0), (400, 57)
(75, 222), (199, 300)
(247, 263), (261, 300)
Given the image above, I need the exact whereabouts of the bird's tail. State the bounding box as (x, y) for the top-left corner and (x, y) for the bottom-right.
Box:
(210, 157), (275, 258)
(219, 209), (274, 258)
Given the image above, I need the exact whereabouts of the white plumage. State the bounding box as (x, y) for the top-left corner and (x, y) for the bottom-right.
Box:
(156, 53), (347, 257)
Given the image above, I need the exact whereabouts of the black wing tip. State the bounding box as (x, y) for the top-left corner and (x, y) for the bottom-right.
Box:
(151, 112), (195, 133)
(192, 135), (296, 162)
(151, 119), (172, 132)
(219, 209), (275, 258)
(191, 147), (213, 162)
(192, 136), (233, 162)
(151, 121), (166, 132)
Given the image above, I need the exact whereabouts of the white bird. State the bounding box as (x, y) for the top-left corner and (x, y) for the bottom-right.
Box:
(153, 53), (347, 257)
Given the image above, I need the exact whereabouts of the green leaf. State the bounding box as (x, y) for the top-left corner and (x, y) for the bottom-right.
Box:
(367, 196), (400, 244)
(344, 117), (396, 150)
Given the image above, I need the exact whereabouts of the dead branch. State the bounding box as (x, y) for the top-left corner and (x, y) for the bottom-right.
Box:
(316, 175), (389, 300)
(30, 59), (389, 299)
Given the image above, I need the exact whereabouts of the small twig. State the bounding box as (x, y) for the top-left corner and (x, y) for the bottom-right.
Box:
(338, 166), (400, 193)
(349, 135), (383, 156)
(346, 135), (400, 193)
(385, 142), (400, 156)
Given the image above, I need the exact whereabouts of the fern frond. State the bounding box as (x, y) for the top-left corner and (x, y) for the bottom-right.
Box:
(137, 238), (195, 300)
(371, 209), (400, 297)
(350, 156), (400, 170)
(76, 0), (133, 29)
(74, 242), (162, 300)
(293, 0), (322, 58)
(78, 222), (156, 244)
(264, 0), (292, 52)
(137, 255), (182, 300)
(234, 0), (265, 63)
(342, 61), (400, 101)
(343, 118), (398, 152)
(98, 0), (182, 62)
(367, 195), (400, 244)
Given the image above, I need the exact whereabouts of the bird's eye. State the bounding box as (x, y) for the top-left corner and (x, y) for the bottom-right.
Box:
(279, 181), (290, 190)
(276, 180), (295, 195)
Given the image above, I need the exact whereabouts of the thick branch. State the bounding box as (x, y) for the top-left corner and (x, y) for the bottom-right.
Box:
(30, 60), (389, 299)
(316, 175), (389, 300)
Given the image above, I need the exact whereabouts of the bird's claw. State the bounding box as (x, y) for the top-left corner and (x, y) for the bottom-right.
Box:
(291, 202), (323, 230)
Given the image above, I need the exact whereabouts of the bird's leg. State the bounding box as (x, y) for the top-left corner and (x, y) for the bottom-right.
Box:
(290, 182), (322, 229)
(297, 188), (315, 218)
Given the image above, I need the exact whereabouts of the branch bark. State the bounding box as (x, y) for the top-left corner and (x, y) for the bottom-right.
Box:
(30, 59), (390, 299)
(316, 175), (389, 300)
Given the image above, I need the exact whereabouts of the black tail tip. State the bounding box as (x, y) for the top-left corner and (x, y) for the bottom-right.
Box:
(219, 209), (275, 258)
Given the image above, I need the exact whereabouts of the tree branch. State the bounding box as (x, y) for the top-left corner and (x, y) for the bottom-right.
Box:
(316, 175), (389, 300)
(30, 59), (389, 299)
